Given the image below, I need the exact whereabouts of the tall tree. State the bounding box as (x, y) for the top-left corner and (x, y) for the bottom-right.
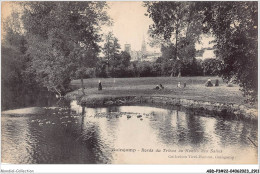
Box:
(202, 58), (222, 76)
(200, 1), (258, 102)
(145, 2), (203, 77)
(21, 2), (110, 96)
(160, 44), (176, 76)
(1, 8), (41, 110)
(111, 51), (131, 77)
(102, 32), (121, 77)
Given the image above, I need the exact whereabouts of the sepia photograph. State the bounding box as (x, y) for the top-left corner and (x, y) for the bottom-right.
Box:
(1, 0), (258, 170)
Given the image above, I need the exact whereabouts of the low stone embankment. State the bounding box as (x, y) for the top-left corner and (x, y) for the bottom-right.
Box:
(65, 94), (257, 121)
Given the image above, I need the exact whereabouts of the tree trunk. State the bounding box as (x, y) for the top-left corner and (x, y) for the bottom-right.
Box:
(176, 29), (178, 61)
(81, 106), (86, 116)
(81, 77), (85, 95)
(178, 62), (181, 77)
(53, 87), (62, 98)
(178, 71), (181, 78)
(172, 24), (180, 78)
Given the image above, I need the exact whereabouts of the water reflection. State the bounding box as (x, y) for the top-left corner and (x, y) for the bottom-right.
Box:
(1, 101), (258, 164)
(1, 90), (59, 111)
(186, 114), (206, 146)
(214, 119), (258, 148)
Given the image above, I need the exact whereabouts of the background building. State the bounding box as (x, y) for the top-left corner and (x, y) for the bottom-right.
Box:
(124, 37), (162, 62)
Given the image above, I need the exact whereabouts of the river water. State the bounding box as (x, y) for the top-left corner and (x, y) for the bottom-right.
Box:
(1, 100), (258, 164)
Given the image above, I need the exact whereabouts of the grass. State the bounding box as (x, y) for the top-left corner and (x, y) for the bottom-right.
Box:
(69, 76), (248, 106)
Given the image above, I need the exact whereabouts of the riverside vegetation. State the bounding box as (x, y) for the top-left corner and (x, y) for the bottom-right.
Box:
(66, 76), (257, 120)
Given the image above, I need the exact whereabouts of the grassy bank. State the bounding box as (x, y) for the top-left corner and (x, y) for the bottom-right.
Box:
(69, 76), (247, 105)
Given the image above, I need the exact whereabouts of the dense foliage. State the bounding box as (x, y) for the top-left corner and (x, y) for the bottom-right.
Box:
(2, 11), (43, 110)
(199, 1), (258, 102)
(21, 2), (109, 96)
(145, 1), (258, 102)
(144, 2), (204, 77)
(2, 2), (110, 99)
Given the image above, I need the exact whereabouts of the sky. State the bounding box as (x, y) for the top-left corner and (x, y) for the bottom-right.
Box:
(1, 2), (13, 19)
(103, 1), (157, 52)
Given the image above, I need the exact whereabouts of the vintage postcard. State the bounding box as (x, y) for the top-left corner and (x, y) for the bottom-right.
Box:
(1, 1), (258, 172)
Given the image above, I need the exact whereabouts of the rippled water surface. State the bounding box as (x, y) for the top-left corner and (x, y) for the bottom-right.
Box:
(1, 101), (258, 164)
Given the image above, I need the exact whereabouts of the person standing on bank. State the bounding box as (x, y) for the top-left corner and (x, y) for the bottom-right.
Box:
(98, 80), (102, 90)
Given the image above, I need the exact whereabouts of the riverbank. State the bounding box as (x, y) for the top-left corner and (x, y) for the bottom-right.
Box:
(66, 76), (257, 120)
